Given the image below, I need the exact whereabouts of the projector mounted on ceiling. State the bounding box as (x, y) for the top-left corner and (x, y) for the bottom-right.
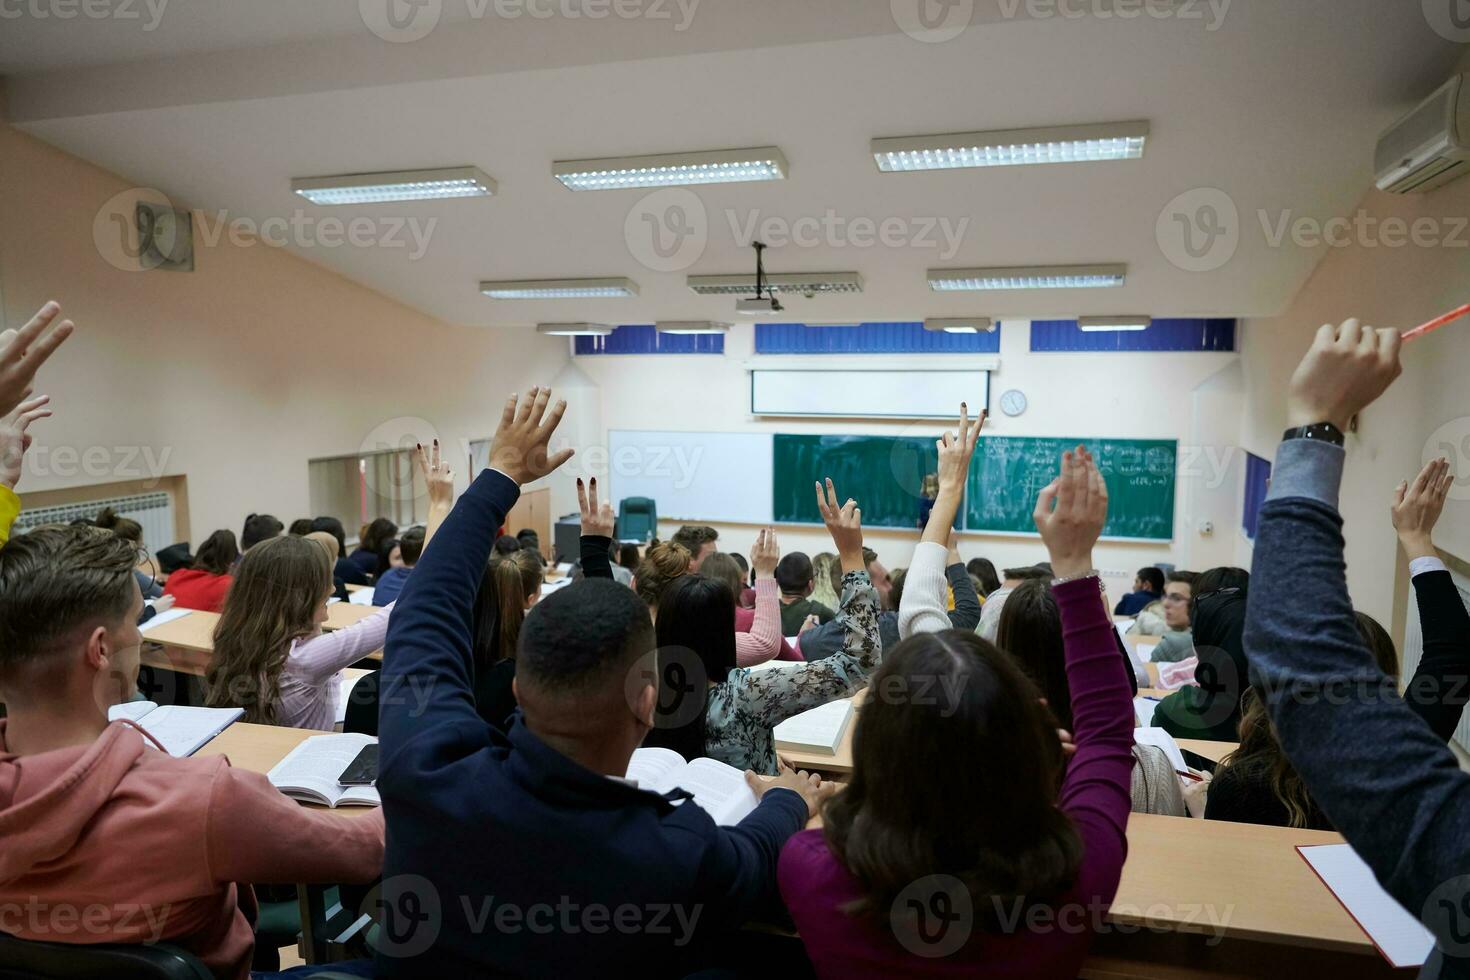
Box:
(737, 242), (784, 317)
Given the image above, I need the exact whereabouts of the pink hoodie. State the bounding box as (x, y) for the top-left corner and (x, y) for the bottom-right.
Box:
(0, 719), (384, 979)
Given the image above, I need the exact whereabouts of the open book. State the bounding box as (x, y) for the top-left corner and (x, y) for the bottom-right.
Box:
(773, 698), (854, 756)
(1299, 844), (1434, 968)
(624, 747), (759, 826)
(108, 702), (243, 757)
(267, 733), (381, 808)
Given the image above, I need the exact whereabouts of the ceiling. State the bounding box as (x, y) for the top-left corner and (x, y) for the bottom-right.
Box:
(2, 0), (1462, 328)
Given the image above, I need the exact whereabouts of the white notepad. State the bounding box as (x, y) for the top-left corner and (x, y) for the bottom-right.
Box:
(773, 698), (854, 756)
(1133, 696), (1159, 728)
(108, 702), (244, 757)
(334, 671), (370, 725)
(348, 587), (378, 606)
(1298, 844), (1434, 968)
(1132, 726), (1187, 774)
(139, 607), (193, 632)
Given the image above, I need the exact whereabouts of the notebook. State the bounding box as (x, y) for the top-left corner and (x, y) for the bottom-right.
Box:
(1298, 844), (1434, 968)
(268, 733), (381, 808)
(334, 671), (370, 725)
(108, 702), (244, 757)
(348, 587), (378, 606)
(1133, 696), (1159, 728)
(624, 747), (760, 826)
(773, 698), (854, 756)
(138, 607), (193, 632)
(1132, 726), (1187, 774)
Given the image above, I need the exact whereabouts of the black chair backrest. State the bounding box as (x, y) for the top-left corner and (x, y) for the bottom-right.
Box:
(0, 933), (214, 980)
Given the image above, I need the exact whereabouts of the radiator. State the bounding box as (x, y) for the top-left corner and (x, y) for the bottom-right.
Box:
(11, 491), (178, 549)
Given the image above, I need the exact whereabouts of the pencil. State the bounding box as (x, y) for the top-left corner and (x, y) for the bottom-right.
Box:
(1403, 302), (1470, 342)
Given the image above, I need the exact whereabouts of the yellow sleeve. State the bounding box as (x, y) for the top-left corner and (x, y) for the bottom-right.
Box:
(0, 487), (19, 547)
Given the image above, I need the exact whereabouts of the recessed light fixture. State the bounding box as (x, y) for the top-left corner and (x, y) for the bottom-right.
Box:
(1078, 316), (1152, 332)
(655, 321), (732, 334)
(553, 147), (788, 191)
(872, 121), (1149, 173)
(928, 265), (1126, 292)
(686, 272), (863, 295)
(480, 278), (639, 299)
(536, 322), (615, 336)
(923, 317), (995, 334)
(292, 166), (496, 205)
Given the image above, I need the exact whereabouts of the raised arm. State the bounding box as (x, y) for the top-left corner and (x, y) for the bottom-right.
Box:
(945, 533), (983, 630)
(576, 476), (617, 580)
(1034, 447), (1134, 887)
(0, 395), (50, 546)
(901, 406), (984, 638)
(289, 602), (396, 684)
(1247, 322), (1470, 949)
(736, 528), (783, 666)
(379, 388), (572, 776)
(1392, 457), (1470, 740)
(415, 439), (456, 553)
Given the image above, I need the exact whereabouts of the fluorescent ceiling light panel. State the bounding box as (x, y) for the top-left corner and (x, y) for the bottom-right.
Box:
(923, 317), (995, 334)
(1078, 316), (1152, 332)
(655, 321), (731, 334)
(292, 166), (496, 205)
(686, 272), (863, 295)
(872, 121), (1149, 172)
(928, 265), (1126, 291)
(480, 278), (639, 299)
(536, 322), (615, 336)
(553, 147), (788, 190)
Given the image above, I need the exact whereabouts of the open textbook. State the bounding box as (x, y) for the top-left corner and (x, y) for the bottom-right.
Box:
(268, 733), (381, 808)
(773, 698), (854, 756)
(624, 748), (759, 826)
(107, 702), (243, 757)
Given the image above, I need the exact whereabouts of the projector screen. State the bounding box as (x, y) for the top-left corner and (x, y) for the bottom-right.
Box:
(750, 369), (990, 419)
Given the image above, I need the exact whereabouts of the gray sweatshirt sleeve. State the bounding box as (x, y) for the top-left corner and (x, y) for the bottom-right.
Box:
(1246, 437), (1470, 959)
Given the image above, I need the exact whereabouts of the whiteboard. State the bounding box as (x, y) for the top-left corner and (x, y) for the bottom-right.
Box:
(1402, 563), (1470, 752)
(607, 431), (773, 524)
(751, 369), (989, 419)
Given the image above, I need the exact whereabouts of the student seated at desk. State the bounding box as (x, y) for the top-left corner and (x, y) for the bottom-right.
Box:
(205, 537), (395, 730)
(288, 518), (314, 536)
(1148, 587), (1249, 742)
(375, 387), (832, 976)
(371, 526), (424, 605)
(93, 506), (164, 601)
(967, 556), (1002, 598)
(240, 513), (284, 554)
(644, 479), (882, 775)
(975, 565), (1051, 642)
(310, 516), (369, 587)
(776, 552), (836, 635)
(780, 446), (1135, 977)
(346, 516), (396, 579)
(162, 529), (238, 612)
(1130, 570), (1196, 638)
(810, 550), (842, 609)
(1147, 567), (1249, 665)
(1208, 457), (1470, 829)
(0, 524), (383, 979)
(1113, 565), (1165, 617)
(671, 523), (720, 572)
(702, 551), (802, 663)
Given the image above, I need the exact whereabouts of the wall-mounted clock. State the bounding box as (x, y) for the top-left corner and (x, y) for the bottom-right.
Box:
(999, 389), (1028, 418)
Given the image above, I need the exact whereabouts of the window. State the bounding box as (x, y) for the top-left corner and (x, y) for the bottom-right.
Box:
(574, 324), (724, 355)
(308, 449), (426, 538)
(755, 321), (1000, 354)
(1030, 319), (1236, 352)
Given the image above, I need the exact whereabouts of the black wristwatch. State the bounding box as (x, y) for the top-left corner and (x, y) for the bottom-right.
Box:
(1282, 421), (1346, 447)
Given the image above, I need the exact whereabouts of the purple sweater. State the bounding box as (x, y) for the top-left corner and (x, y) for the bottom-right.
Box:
(777, 577), (1134, 977)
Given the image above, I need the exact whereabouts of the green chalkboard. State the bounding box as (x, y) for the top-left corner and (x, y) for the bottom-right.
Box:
(966, 437), (1177, 541)
(773, 434), (942, 529)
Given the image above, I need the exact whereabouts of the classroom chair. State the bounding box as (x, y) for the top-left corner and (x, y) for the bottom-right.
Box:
(0, 933), (213, 980)
(618, 497), (658, 543)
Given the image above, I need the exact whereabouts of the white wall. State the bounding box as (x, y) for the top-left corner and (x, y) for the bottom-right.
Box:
(0, 123), (569, 542)
(574, 321), (1242, 586)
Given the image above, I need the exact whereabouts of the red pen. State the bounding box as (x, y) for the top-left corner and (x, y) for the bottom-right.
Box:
(1403, 302), (1470, 342)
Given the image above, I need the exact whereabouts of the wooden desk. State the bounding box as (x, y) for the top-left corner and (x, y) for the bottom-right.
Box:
(140, 607), (384, 678)
(344, 582), (371, 594)
(198, 721), (376, 819)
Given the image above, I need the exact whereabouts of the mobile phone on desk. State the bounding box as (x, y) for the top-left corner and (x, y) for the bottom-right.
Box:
(338, 744), (379, 786)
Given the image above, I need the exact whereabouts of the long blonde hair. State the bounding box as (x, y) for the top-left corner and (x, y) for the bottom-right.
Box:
(205, 535), (332, 724)
(489, 550), (544, 661)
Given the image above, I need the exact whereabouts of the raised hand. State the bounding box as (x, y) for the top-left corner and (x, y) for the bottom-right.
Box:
(0, 302), (74, 418)
(576, 476), (617, 538)
(750, 527), (780, 579)
(0, 394), (52, 491)
(1392, 457), (1453, 561)
(1032, 445), (1109, 581)
(815, 478), (864, 572)
(1287, 319), (1402, 431)
(936, 402), (985, 497)
(415, 439), (455, 512)
(488, 386), (574, 486)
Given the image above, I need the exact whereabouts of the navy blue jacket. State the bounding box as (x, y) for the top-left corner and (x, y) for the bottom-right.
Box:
(1113, 589), (1159, 617)
(376, 469), (808, 977)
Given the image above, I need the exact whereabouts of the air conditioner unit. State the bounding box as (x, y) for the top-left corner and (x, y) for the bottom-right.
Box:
(1375, 74), (1470, 194)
